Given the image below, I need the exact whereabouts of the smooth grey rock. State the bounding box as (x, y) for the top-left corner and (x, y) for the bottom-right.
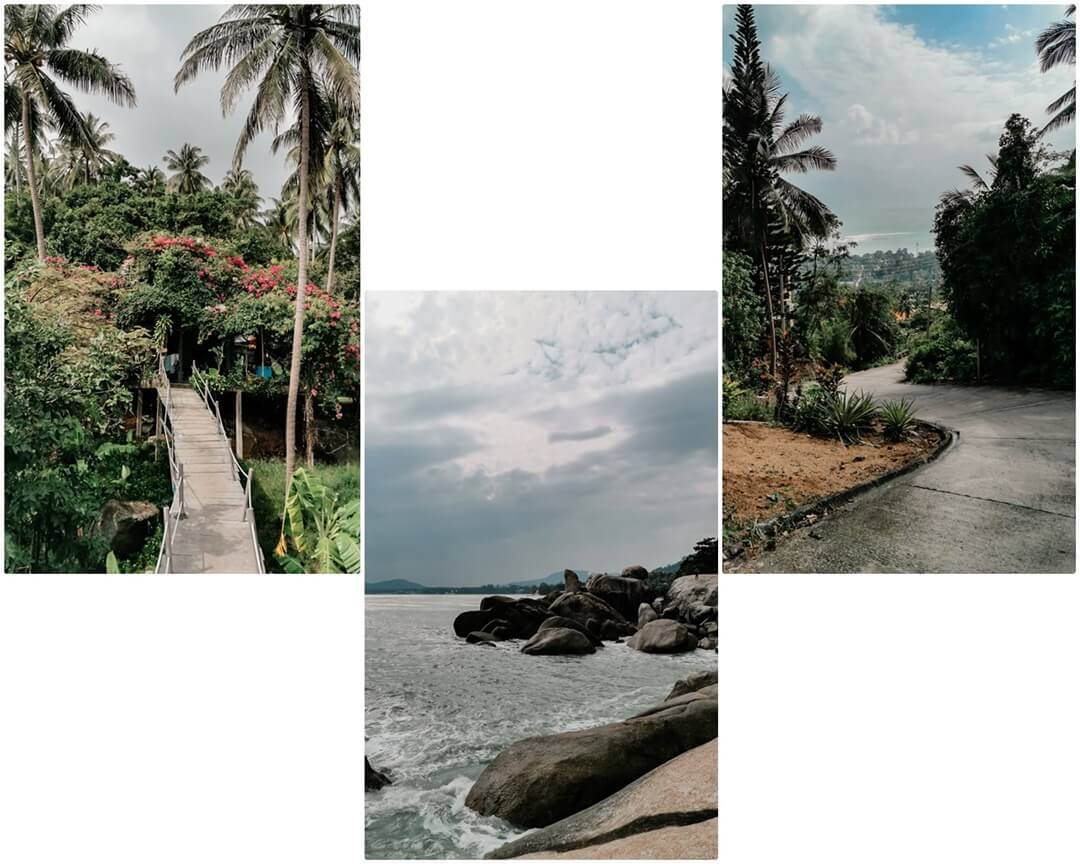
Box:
(520, 627), (596, 656)
(667, 669), (718, 700)
(94, 499), (160, 557)
(621, 565), (649, 580)
(585, 573), (646, 620)
(627, 619), (698, 654)
(466, 692), (716, 828)
(637, 603), (659, 628)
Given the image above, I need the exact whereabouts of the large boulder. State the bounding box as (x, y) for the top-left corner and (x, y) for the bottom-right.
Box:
(487, 739), (717, 858)
(584, 573), (646, 620)
(548, 591), (627, 630)
(563, 569), (583, 593)
(520, 627), (596, 656)
(538, 616), (603, 647)
(94, 500), (160, 557)
(621, 565), (649, 580)
(466, 631), (497, 644)
(638, 602), (658, 628)
(365, 757), (392, 792)
(453, 608), (497, 637)
(465, 691), (716, 828)
(666, 573), (718, 620)
(667, 669), (718, 700)
(627, 619), (697, 654)
(455, 598), (550, 639)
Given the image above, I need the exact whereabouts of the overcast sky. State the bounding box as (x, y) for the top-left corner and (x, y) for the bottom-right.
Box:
(723, 4), (1076, 254)
(365, 292), (718, 586)
(53, 4), (292, 197)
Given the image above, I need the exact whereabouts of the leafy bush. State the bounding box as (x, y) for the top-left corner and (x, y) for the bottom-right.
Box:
(724, 391), (773, 422)
(789, 383), (828, 433)
(722, 251), (764, 379)
(844, 287), (902, 368)
(879, 399), (917, 442)
(277, 467), (360, 573)
(818, 317), (855, 367)
(818, 389), (878, 444)
(905, 316), (977, 383)
(248, 459), (359, 570)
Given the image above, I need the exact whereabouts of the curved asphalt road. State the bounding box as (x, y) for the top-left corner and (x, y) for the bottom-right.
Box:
(738, 364), (1075, 573)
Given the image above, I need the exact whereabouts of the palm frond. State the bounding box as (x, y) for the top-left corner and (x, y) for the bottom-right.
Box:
(772, 145), (836, 174)
(46, 48), (136, 107)
(773, 113), (824, 156)
(958, 163), (990, 190)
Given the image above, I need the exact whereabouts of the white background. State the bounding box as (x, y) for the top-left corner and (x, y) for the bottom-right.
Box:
(3, 1), (1078, 863)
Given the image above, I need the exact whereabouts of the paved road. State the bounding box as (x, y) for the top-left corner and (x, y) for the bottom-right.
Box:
(166, 387), (261, 573)
(738, 364), (1075, 573)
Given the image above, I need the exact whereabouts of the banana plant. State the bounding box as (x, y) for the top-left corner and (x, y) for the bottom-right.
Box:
(276, 468), (360, 574)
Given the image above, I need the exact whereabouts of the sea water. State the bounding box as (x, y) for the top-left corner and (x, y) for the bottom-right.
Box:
(365, 594), (717, 859)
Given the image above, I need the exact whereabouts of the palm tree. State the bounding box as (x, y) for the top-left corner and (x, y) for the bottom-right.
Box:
(176, 4), (360, 490)
(724, 5), (838, 373)
(263, 196), (294, 254)
(222, 166), (262, 229)
(1036, 6), (1076, 135)
(55, 111), (118, 188)
(136, 164), (166, 192)
(163, 142), (211, 193)
(5, 126), (25, 191)
(274, 97), (360, 290)
(4, 4), (136, 259)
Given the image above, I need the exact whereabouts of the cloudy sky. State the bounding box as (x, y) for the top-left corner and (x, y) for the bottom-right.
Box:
(723, 4), (1076, 253)
(46, 5), (293, 197)
(365, 292), (718, 586)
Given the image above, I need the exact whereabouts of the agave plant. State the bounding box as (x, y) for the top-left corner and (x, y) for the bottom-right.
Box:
(276, 468), (360, 574)
(878, 398), (918, 442)
(820, 389), (878, 444)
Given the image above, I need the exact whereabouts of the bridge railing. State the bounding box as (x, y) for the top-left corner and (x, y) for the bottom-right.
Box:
(190, 364), (265, 574)
(154, 353), (186, 574)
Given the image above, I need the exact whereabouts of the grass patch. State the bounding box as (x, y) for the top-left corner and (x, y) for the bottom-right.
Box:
(244, 458), (360, 571)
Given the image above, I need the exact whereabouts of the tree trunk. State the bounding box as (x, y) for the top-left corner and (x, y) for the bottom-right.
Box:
(760, 244), (778, 375)
(284, 65), (312, 495)
(326, 176), (341, 292)
(13, 124), (22, 193)
(22, 93), (46, 261)
(304, 389), (315, 469)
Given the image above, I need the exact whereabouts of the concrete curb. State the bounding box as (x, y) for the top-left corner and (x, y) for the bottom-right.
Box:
(723, 419), (959, 566)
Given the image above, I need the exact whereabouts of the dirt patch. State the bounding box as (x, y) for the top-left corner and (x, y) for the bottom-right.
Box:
(723, 422), (942, 523)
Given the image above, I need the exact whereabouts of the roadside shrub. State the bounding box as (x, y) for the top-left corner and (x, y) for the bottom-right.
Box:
(724, 391), (772, 422)
(818, 317), (855, 367)
(819, 389), (878, 444)
(879, 398), (918, 442)
(905, 316), (977, 383)
(789, 383), (828, 434)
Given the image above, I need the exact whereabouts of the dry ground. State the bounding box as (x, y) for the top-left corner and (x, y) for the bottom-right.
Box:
(723, 422), (941, 523)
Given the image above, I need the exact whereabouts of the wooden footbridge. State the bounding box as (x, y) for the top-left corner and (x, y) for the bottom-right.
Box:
(154, 357), (265, 573)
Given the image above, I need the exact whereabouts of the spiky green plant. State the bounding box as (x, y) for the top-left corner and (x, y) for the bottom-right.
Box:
(820, 389), (878, 444)
(879, 398), (918, 442)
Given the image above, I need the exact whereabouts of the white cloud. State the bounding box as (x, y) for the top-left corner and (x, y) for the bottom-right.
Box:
(754, 5), (1074, 239)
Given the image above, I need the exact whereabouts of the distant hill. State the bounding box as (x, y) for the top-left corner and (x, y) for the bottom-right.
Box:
(650, 561), (681, 576)
(365, 579), (428, 593)
(509, 569), (593, 588)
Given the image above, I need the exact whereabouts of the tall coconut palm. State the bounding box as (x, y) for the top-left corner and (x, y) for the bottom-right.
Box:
(263, 196), (294, 254)
(724, 4), (838, 373)
(222, 166), (262, 229)
(55, 111), (117, 188)
(163, 142), (211, 193)
(136, 164), (166, 192)
(1037, 5), (1076, 135)
(175, 4), (360, 491)
(4, 4), (136, 259)
(273, 96), (360, 290)
(5, 126), (25, 191)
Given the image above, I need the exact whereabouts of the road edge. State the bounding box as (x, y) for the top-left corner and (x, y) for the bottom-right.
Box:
(723, 419), (959, 568)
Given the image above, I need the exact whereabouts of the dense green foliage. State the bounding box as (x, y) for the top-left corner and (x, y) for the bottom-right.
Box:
(722, 251), (763, 379)
(4, 294), (169, 571)
(248, 459), (359, 571)
(277, 468), (361, 574)
(933, 115), (1074, 387)
(904, 315), (978, 383)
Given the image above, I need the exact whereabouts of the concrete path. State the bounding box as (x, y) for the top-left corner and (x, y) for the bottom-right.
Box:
(737, 364), (1075, 573)
(164, 386), (260, 573)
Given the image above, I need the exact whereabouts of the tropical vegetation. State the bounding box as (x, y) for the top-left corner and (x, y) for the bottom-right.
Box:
(4, 4), (361, 573)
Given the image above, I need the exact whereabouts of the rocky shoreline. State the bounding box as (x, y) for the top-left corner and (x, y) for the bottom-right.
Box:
(477, 669), (718, 858)
(451, 566), (718, 655)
